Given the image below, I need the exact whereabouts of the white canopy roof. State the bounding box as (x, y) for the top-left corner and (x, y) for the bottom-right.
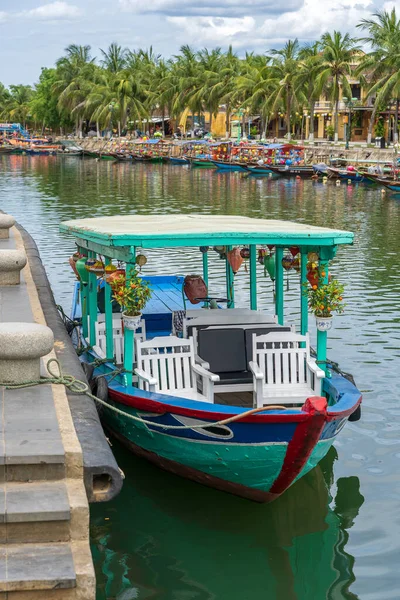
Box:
(60, 214), (353, 250)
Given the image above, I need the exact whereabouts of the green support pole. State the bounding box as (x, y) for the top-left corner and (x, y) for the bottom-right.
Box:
(202, 251), (209, 288)
(225, 246), (234, 308)
(250, 245), (257, 310)
(316, 257), (329, 377)
(104, 257), (114, 361)
(300, 249), (308, 335)
(88, 251), (98, 347)
(123, 259), (136, 387)
(81, 284), (88, 339)
(78, 247), (88, 339)
(275, 247), (284, 325)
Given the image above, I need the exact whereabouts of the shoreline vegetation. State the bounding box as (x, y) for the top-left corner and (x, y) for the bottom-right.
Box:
(1, 9), (400, 143)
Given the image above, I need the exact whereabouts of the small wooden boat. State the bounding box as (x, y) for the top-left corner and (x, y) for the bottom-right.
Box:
(211, 160), (247, 171)
(267, 165), (315, 178)
(244, 165), (274, 175)
(188, 157), (215, 168)
(114, 153), (133, 162)
(61, 214), (361, 504)
(169, 157), (189, 165)
(56, 150), (83, 157)
(375, 178), (400, 193)
(326, 167), (363, 182)
(0, 146), (13, 154)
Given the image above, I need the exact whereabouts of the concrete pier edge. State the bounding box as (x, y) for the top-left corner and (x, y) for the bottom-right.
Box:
(12, 219), (123, 503)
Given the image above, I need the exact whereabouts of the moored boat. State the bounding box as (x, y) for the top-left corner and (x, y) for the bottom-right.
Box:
(268, 165), (316, 178)
(61, 214), (361, 503)
(375, 177), (400, 192)
(169, 157), (189, 165)
(211, 160), (247, 171)
(244, 165), (274, 175)
(326, 167), (364, 182)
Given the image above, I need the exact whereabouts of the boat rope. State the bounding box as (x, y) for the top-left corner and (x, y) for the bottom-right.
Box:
(0, 359), (287, 431)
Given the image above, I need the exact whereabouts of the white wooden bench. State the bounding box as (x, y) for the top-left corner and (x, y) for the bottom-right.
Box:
(249, 332), (325, 408)
(134, 336), (219, 403)
(182, 310), (277, 337)
(94, 316), (146, 364)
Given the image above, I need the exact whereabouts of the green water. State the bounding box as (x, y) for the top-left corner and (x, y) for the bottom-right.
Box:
(1, 155), (399, 600)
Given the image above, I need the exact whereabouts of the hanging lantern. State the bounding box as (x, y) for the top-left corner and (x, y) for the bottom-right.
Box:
(104, 263), (117, 284)
(258, 248), (267, 265)
(292, 256), (301, 272)
(282, 254), (293, 271)
(107, 269), (126, 286)
(289, 246), (300, 257)
(227, 247), (243, 275)
(240, 247), (250, 259)
(307, 251), (319, 263)
(75, 258), (89, 284)
(264, 254), (276, 281)
(72, 251), (83, 263)
(267, 245), (275, 252)
(69, 257), (79, 279)
(135, 254), (147, 270)
(214, 245), (226, 255)
(307, 268), (319, 287)
(199, 246), (209, 253)
(85, 259), (104, 275)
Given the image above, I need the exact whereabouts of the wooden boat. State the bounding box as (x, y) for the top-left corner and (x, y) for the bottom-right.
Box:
(0, 146), (13, 154)
(326, 167), (364, 182)
(211, 160), (247, 171)
(56, 150), (83, 157)
(61, 214), (361, 503)
(188, 157), (215, 167)
(244, 165), (274, 175)
(169, 157), (189, 165)
(267, 165), (315, 178)
(375, 177), (400, 193)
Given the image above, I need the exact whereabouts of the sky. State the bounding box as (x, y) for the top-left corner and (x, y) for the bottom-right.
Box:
(0, 0), (395, 86)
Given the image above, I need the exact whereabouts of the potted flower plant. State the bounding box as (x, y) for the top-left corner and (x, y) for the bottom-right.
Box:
(110, 270), (152, 330)
(306, 277), (345, 331)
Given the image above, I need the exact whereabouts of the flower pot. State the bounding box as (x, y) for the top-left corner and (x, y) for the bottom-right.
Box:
(316, 316), (333, 332)
(122, 312), (142, 330)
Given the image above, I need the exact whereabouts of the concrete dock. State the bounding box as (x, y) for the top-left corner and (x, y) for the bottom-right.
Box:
(0, 214), (123, 598)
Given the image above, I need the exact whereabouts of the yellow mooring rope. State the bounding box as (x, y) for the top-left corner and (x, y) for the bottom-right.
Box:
(0, 358), (287, 430)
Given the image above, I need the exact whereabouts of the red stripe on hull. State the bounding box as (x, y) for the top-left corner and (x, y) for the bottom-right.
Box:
(110, 388), (311, 424)
(270, 396), (327, 495)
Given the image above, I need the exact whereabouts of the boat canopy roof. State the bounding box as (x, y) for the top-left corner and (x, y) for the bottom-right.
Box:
(60, 214), (354, 251)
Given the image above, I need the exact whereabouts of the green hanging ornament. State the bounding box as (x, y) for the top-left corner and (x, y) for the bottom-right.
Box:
(264, 253), (276, 281)
(75, 258), (89, 284)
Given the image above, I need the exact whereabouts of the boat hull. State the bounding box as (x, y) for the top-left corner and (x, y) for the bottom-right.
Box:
(244, 165), (274, 174)
(268, 166), (315, 178)
(86, 357), (361, 503)
(189, 159), (215, 167)
(169, 157), (189, 165)
(212, 160), (247, 171)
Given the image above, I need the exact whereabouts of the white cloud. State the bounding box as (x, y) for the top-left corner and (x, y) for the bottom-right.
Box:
(0, 12), (7, 22)
(120, 0), (303, 16)
(22, 2), (82, 20)
(259, 0), (374, 44)
(167, 15), (256, 42)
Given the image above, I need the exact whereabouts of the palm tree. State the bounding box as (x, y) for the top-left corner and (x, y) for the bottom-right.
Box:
(296, 43), (323, 142)
(53, 45), (97, 137)
(268, 39), (301, 140)
(317, 32), (361, 141)
(100, 43), (128, 73)
(4, 85), (34, 129)
(357, 9), (400, 143)
(236, 55), (273, 138)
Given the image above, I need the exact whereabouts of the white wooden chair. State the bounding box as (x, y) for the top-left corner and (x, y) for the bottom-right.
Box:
(249, 332), (325, 408)
(134, 336), (219, 403)
(95, 317), (146, 363)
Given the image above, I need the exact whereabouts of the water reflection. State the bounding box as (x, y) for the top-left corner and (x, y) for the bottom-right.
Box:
(91, 444), (363, 600)
(1, 155), (399, 600)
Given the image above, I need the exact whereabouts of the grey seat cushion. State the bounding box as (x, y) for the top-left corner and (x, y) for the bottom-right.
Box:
(197, 327), (247, 373)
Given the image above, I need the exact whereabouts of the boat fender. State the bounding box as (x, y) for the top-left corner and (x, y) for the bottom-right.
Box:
(81, 361), (95, 385)
(343, 372), (362, 422)
(91, 376), (109, 414)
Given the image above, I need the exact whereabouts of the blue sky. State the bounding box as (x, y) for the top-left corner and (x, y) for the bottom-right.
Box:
(0, 0), (394, 86)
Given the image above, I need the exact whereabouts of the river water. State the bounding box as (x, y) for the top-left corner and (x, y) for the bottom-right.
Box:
(0, 155), (399, 600)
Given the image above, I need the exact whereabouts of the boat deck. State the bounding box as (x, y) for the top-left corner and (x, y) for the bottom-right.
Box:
(215, 392), (253, 408)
